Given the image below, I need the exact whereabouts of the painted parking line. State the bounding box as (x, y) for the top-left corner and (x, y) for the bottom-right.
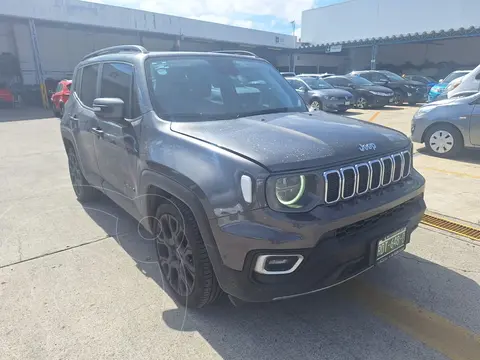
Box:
(347, 280), (480, 360)
(419, 166), (480, 180)
(368, 111), (380, 122)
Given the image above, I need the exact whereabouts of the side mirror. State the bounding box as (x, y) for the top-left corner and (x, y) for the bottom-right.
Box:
(93, 98), (125, 120)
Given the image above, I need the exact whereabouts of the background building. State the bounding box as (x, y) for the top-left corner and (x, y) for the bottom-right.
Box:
(297, 0), (480, 78)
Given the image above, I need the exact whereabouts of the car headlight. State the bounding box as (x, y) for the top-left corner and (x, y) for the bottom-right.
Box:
(266, 173), (321, 212)
(414, 106), (435, 118)
(446, 82), (460, 92)
(322, 95), (337, 101)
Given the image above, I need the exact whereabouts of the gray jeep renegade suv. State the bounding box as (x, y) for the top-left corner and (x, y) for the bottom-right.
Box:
(61, 45), (426, 308)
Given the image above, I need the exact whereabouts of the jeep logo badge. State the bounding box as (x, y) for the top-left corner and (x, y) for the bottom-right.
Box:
(359, 143), (376, 152)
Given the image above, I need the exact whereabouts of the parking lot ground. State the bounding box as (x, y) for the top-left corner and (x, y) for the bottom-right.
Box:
(349, 106), (480, 226)
(1, 109), (479, 360)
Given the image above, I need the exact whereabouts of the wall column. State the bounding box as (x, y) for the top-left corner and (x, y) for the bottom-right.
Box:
(28, 19), (48, 108)
(370, 43), (378, 70)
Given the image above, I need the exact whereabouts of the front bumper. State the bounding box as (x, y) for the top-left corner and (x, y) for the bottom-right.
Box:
(323, 98), (353, 112)
(209, 171), (426, 302)
(406, 91), (427, 103)
(369, 94), (393, 107)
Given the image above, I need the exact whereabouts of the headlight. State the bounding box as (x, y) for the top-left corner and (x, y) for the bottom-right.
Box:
(266, 173), (321, 212)
(447, 82), (460, 92)
(322, 95), (337, 100)
(414, 106), (435, 118)
(405, 85), (415, 89)
(275, 175), (305, 206)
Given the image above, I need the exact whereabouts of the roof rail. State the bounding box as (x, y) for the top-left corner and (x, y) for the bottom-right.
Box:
(212, 50), (258, 57)
(82, 45), (148, 61)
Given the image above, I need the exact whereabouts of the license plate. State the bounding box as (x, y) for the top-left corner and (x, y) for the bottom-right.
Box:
(345, 101), (350, 105)
(376, 228), (406, 262)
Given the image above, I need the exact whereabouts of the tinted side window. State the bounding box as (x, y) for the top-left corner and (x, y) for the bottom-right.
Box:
(360, 73), (372, 81)
(288, 79), (303, 90)
(79, 64), (99, 107)
(100, 62), (138, 118)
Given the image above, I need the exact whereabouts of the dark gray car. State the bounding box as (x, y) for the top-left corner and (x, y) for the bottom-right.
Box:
(286, 76), (354, 112)
(411, 93), (480, 157)
(61, 45), (426, 308)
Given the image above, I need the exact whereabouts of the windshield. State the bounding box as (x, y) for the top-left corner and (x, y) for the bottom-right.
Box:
(302, 77), (333, 89)
(443, 71), (470, 83)
(380, 71), (405, 82)
(146, 57), (306, 121)
(346, 75), (373, 86)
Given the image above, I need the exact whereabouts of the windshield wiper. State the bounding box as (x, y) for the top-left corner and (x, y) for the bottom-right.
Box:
(234, 107), (292, 118)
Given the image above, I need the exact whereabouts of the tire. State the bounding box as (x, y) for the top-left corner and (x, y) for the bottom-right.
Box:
(310, 99), (323, 111)
(53, 104), (61, 118)
(154, 199), (223, 308)
(356, 97), (369, 109)
(392, 91), (404, 105)
(59, 103), (65, 118)
(66, 146), (101, 202)
(424, 124), (463, 158)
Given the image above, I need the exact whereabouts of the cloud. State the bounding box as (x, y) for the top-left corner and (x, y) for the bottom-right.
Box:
(84, 0), (315, 31)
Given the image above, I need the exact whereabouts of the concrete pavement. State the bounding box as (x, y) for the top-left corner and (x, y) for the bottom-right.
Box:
(0, 108), (479, 360)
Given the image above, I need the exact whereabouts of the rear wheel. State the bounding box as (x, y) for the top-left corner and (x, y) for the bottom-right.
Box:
(154, 199), (223, 308)
(66, 146), (101, 202)
(53, 104), (61, 117)
(425, 124), (463, 158)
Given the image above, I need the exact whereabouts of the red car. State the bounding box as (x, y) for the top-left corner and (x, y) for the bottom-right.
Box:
(0, 85), (14, 108)
(51, 79), (72, 117)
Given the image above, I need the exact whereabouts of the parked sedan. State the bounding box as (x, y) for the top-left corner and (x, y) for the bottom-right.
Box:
(349, 70), (427, 105)
(324, 75), (394, 108)
(286, 76), (354, 112)
(411, 92), (480, 157)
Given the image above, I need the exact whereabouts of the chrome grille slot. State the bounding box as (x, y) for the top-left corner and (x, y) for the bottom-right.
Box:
(392, 153), (403, 182)
(324, 170), (341, 204)
(381, 156), (393, 186)
(369, 160), (382, 190)
(323, 150), (412, 205)
(340, 167), (356, 199)
(402, 151), (411, 177)
(355, 163), (370, 195)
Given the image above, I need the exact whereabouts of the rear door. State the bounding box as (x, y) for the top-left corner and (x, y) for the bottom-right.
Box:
(68, 64), (103, 187)
(93, 62), (141, 213)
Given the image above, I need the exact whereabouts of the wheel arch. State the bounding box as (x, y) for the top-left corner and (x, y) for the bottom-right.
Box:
(421, 121), (465, 145)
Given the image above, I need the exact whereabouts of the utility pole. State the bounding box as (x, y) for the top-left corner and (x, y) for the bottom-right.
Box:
(290, 20), (296, 37)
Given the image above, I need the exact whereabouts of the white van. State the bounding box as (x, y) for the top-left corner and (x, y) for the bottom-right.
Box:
(448, 65), (480, 98)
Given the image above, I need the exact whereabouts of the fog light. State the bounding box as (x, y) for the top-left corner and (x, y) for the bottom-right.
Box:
(254, 254), (304, 275)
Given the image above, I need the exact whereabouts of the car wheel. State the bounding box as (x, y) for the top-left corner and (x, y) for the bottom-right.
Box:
(356, 97), (368, 109)
(425, 124), (463, 158)
(154, 200), (223, 308)
(53, 104), (61, 118)
(392, 91), (404, 105)
(310, 99), (323, 111)
(66, 147), (101, 202)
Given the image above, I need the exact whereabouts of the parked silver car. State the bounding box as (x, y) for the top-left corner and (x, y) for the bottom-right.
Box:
(411, 93), (480, 157)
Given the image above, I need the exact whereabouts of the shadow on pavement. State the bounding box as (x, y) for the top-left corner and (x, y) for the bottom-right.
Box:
(0, 107), (54, 122)
(83, 195), (480, 359)
(417, 147), (480, 165)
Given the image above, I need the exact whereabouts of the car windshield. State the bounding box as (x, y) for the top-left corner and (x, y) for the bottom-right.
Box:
(380, 71), (405, 81)
(301, 77), (334, 89)
(346, 75), (373, 85)
(443, 71), (470, 83)
(146, 56), (306, 121)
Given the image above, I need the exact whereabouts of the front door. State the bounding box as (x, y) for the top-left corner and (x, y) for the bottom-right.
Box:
(93, 62), (141, 214)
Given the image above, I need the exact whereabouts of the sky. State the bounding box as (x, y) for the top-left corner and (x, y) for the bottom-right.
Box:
(83, 0), (346, 38)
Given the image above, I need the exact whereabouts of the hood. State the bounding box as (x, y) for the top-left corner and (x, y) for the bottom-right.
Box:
(390, 80), (425, 87)
(311, 88), (353, 98)
(358, 85), (393, 94)
(171, 112), (410, 172)
(426, 96), (468, 106)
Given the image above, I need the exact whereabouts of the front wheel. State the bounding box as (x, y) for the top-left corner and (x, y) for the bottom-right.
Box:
(425, 124), (463, 158)
(355, 97), (369, 109)
(392, 91), (404, 105)
(154, 199), (223, 308)
(310, 99), (323, 111)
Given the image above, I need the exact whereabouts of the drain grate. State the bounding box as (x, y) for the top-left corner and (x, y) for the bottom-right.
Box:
(421, 214), (480, 241)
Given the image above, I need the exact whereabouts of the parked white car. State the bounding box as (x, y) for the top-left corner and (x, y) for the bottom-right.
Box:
(448, 64), (480, 98)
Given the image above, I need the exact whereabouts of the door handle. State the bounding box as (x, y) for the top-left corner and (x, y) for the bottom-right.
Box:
(69, 115), (78, 121)
(92, 127), (104, 137)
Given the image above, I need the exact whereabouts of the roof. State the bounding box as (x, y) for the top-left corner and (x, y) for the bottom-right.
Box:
(298, 26), (480, 51)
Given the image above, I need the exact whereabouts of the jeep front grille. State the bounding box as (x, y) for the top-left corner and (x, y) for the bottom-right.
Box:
(324, 151), (411, 205)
